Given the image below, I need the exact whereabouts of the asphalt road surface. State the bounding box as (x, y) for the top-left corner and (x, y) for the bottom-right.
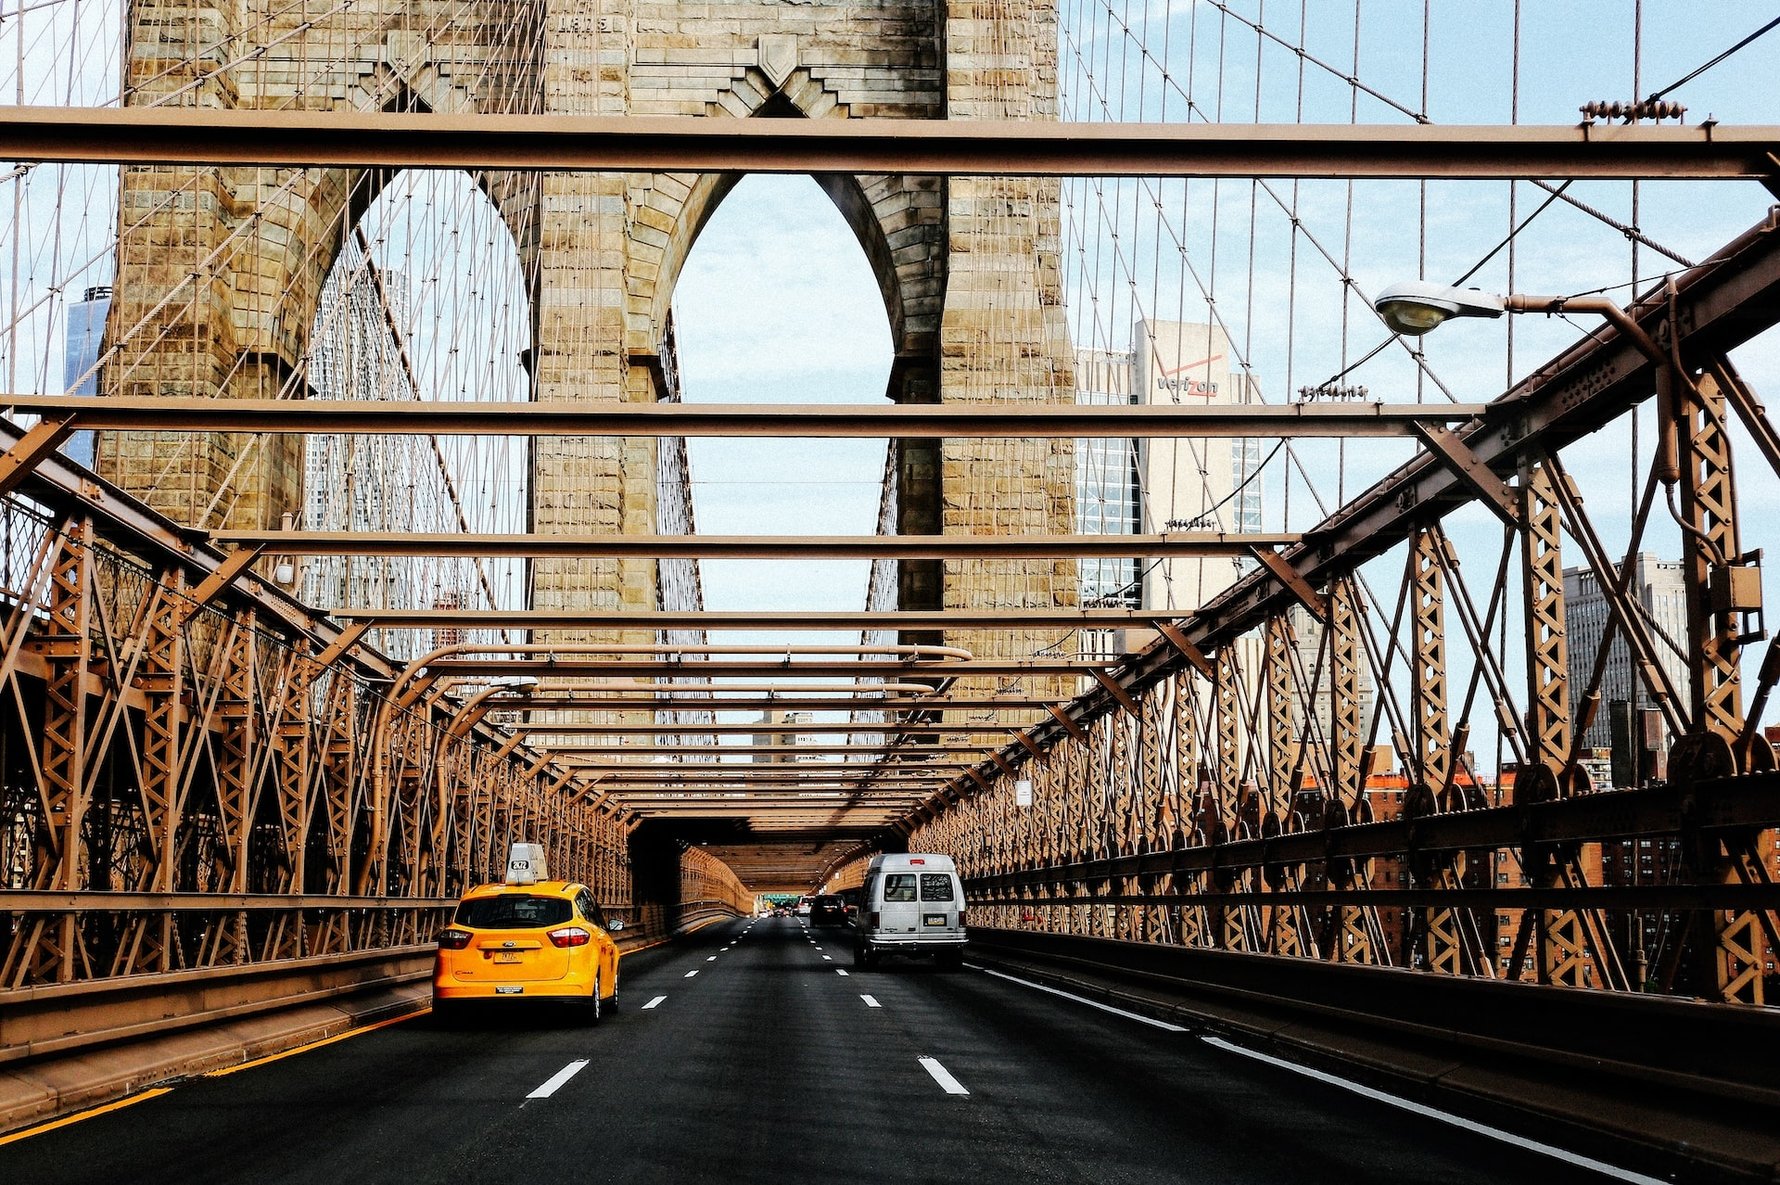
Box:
(4, 916), (1657, 1184)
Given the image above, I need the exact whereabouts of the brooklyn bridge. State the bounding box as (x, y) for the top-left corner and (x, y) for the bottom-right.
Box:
(1, 2), (1778, 1181)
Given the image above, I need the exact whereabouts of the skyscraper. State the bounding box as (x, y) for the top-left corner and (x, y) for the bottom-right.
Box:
(1562, 554), (1690, 775)
(60, 286), (110, 468)
(1073, 319), (1261, 614)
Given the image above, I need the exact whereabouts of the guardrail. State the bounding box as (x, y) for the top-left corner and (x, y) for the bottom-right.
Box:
(0, 946), (434, 1067)
(0, 899), (745, 1134)
(967, 927), (1780, 1182)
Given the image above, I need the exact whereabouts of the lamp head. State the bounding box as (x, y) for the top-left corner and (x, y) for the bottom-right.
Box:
(1373, 281), (1506, 336)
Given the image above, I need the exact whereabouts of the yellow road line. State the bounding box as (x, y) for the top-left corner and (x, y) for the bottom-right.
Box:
(206, 1010), (421, 1078)
(0, 1087), (173, 1146)
(0, 1009), (424, 1145)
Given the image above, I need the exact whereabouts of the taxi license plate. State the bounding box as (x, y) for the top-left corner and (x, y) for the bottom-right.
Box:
(493, 952), (524, 964)
(924, 914), (946, 926)
(495, 986), (523, 995)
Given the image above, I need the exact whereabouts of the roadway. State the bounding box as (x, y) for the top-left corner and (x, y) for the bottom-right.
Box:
(3, 916), (1656, 1184)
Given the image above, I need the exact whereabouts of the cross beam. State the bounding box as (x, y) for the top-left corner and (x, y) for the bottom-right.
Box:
(1, 396), (1484, 437)
(0, 108), (1770, 179)
(218, 530), (1297, 558)
(332, 609), (1168, 630)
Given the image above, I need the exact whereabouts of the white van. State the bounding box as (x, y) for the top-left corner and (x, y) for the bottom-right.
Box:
(853, 853), (967, 969)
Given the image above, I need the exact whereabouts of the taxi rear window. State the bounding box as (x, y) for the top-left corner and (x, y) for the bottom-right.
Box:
(455, 895), (572, 929)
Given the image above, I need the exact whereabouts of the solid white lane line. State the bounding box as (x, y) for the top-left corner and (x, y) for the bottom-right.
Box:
(684, 969), (699, 978)
(642, 995), (668, 1009)
(971, 965), (1189, 1033)
(1199, 1037), (1665, 1184)
(918, 1057), (969, 1096)
(860, 994), (881, 1008)
(527, 1060), (590, 1100)
(835, 969), (850, 977)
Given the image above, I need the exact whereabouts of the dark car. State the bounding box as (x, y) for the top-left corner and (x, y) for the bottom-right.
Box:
(810, 893), (848, 926)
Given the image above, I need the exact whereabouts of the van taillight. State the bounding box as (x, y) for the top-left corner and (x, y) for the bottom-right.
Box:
(868, 911), (880, 929)
(548, 926), (591, 948)
(957, 908), (966, 926)
(438, 929), (472, 950)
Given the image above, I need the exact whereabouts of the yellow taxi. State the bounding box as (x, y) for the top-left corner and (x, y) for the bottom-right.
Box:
(432, 844), (624, 1023)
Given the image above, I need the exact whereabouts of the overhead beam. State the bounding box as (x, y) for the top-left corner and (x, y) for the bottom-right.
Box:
(0, 108), (1771, 179)
(330, 608), (1178, 630)
(424, 658), (1107, 678)
(480, 697), (1057, 712)
(2, 396), (1483, 437)
(536, 743), (996, 755)
(220, 530), (1298, 559)
(518, 722), (1026, 735)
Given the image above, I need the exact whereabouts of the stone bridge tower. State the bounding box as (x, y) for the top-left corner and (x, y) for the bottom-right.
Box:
(102, 0), (1077, 662)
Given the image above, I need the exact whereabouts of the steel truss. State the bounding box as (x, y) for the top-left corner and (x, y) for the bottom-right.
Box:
(900, 213), (1780, 1006)
(0, 474), (643, 988)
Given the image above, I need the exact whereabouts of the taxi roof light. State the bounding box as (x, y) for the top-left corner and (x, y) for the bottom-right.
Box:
(506, 842), (548, 885)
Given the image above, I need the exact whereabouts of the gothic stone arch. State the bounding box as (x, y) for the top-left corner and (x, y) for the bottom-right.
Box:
(105, 0), (1076, 665)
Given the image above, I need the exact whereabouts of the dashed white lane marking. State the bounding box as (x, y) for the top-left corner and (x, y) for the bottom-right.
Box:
(527, 1060), (589, 1099)
(683, 969), (699, 978)
(971, 965), (1189, 1033)
(1199, 1038), (1666, 1184)
(706, 956), (718, 962)
(860, 994), (881, 1008)
(822, 955), (833, 961)
(642, 995), (667, 1009)
(835, 969), (850, 977)
(918, 1057), (969, 1096)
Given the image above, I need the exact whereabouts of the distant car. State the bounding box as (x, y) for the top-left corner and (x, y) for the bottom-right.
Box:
(795, 895), (813, 917)
(432, 845), (624, 1023)
(773, 906), (789, 917)
(810, 894), (847, 926)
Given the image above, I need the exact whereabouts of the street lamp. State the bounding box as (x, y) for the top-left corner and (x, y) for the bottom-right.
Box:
(1372, 280), (1507, 336)
(1373, 280), (1662, 362)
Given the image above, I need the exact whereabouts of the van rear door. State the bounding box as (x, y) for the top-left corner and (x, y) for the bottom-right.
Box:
(918, 871), (962, 934)
(879, 872), (920, 934)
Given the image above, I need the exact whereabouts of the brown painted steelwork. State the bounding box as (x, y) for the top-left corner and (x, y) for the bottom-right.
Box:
(904, 214), (1780, 1009)
(0, 108), (1773, 178)
(216, 530), (1300, 559)
(2, 395), (1486, 437)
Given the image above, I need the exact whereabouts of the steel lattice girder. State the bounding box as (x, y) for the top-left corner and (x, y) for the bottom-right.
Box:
(0, 108), (1773, 178)
(960, 213), (1780, 787)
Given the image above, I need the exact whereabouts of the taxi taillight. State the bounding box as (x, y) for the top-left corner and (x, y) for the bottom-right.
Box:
(438, 928), (472, 950)
(548, 926), (591, 948)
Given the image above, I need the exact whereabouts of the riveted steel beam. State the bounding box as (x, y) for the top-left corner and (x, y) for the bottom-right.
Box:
(221, 530), (1299, 559)
(1, 396), (1486, 437)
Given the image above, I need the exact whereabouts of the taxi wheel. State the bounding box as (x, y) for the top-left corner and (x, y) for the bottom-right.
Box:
(587, 972), (604, 1025)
